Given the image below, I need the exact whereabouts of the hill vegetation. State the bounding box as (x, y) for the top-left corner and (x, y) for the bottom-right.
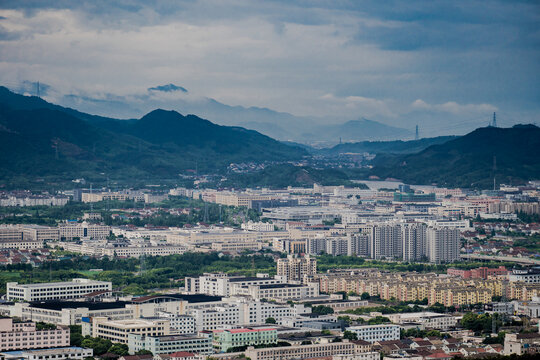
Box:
(321, 136), (456, 155)
(0, 87), (306, 185)
(371, 125), (540, 188)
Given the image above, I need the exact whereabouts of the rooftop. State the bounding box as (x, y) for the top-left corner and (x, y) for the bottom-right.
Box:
(30, 300), (130, 311)
(132, 294), (222, 303)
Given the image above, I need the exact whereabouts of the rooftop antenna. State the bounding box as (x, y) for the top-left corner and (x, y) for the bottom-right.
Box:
(492, 112), (497, 127)
(415, 125), (419, 140)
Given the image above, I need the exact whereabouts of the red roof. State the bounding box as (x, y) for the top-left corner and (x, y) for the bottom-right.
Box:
(169, 352), (195, 358)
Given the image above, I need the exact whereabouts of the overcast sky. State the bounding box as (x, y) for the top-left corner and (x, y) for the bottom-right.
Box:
(0, 0), (538, 132)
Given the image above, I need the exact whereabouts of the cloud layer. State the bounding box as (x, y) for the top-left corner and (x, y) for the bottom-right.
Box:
(0, 0), (538, 134)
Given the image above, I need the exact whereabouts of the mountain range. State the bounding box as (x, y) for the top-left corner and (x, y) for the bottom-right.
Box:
(0, 86), (306, 185)
(319, 136), (457, 155)
(1, 85), (539, 190)
(32, 83), (413, 144)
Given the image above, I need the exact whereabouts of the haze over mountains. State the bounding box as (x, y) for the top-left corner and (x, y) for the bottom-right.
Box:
(0, 87), (306, 182)
(21, 83), (413, 145)
(1, 85), (539, 189)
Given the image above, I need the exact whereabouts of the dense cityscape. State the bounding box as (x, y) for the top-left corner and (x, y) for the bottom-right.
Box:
(0, 180), (538, 359)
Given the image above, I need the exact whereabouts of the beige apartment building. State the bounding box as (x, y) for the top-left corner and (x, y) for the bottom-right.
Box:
(0, 318), (69, 351)
(214, 193), (273, 208)
(276, 254), (317, 282)
(83, 317), (170, 344)
(244, 341), (374, 360)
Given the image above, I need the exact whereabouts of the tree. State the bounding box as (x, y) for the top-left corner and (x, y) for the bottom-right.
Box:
(265, 317), (277, 324)
(81, 337), (113, 356)
(360, 292), (370, 300)
(108, 343), (129, 356)
(343, 330), (358, 340)
(311, 305), (334, 315)
(135, 349), (153, 355)
(36, 322), (56, 330)
(69, 325), (83, 347)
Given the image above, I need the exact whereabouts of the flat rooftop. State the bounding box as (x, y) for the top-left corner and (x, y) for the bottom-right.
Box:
(9, 280), (109, 288)
(131, 294), (222, 303)
(30, 300), (130, 311)
(228, 277), (274, 282)
(258, 284), (304, 289)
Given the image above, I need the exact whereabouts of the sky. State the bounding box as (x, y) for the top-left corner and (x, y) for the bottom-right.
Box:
(0, 0), (539, 134)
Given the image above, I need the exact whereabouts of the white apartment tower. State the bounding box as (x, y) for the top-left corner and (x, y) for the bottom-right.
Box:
(426, 227), (460, 264)
(401, 223), (427, 262)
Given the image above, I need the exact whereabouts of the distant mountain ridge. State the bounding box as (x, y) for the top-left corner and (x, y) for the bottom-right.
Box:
(18, 83), (413, 143)
(0, 87), (306, 183)
(309, 119), (413, 143)
(371, 125), (540, 187)
(321, 136), (457, 155)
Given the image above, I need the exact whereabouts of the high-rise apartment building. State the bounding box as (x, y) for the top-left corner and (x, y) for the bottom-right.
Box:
(276, 255), (317, 282)
(426, 227), (460, 264)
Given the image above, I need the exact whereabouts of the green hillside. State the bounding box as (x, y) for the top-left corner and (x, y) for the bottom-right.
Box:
(321, 136), (457, 155)
(371, 125), (540, 188)
(0, 88), (306, 186)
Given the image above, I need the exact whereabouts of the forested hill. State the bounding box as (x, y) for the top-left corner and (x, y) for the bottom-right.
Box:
(0, 87), (306, 183)
(371, 125), (540, 188)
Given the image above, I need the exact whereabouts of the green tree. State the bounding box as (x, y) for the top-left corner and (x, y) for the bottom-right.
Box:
(108, 343), (129, 356)
(343, 330), (358, 340)
(135, 349), (153, 355)
(265, 317), (277, 324)
(81, 337), (113, 356)
(69, 325), (83, 347)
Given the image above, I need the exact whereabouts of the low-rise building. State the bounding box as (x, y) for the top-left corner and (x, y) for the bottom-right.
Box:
(83, 317), (170, 344)
(0, 347), (92, 360)
(6, 279), (112, 302)
(211, 327), (277, 352)
(346, 324), (401, 343)
(3, 301), (134, 326)
(509, 268), (540, 283)
(233, 283), (320, 301)
(0, 318), (70, 351)
(504, 333), (540, 355)
(155, 313), (196, 334)
(127, 333), (212, 355)
(243, 340), (370, 360)
(386, 312), (457, 330)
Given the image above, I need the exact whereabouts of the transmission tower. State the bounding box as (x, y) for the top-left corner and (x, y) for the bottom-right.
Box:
(415, 125), (419, 140)
(36, 81), (40, 98)
(492, 112), (497, 127)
